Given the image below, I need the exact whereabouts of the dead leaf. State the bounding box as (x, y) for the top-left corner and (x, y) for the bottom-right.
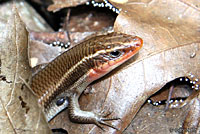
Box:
(48, 0), (89, 12)
(112, 0), (200, 133)
(67, 9), (116, 32)
(183, 98), (200, 134)
(29, 39), (61, 68)
(0, 0), (53, 32)
(0, 6), (51, 134)
(124, 99), (192, 134)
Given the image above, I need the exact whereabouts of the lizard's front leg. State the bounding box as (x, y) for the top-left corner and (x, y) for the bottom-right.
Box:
(68, 94), (120, 130)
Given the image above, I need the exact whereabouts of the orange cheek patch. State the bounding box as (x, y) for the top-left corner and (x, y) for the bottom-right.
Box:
(87, 69), (99, 82)
(87, 67), (108, 82)
(87, 47), (141, 83)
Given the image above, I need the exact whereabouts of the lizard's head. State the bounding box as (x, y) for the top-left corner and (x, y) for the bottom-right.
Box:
(87, 32), (143, 81)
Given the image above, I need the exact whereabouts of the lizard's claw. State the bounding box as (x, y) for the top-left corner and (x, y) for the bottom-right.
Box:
(94, 111), (120, 130)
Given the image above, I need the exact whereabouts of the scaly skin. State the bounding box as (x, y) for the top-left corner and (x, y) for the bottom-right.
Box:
(31, 32), (143, 129)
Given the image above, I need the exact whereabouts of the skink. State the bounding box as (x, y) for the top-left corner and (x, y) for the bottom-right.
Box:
(31, 32), (143, 129)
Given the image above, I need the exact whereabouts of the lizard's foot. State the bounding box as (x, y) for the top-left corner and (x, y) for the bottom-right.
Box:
(93, 110), (120, 130)
(68, 95), (120, 130)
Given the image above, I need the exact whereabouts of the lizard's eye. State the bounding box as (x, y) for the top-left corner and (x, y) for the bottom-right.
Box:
(109, 50), (121, 58)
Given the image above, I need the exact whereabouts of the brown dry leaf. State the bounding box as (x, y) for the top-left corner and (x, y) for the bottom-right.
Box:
(29, 39), (61, 68)
(0, 6), (51, 134)
(112, 0), (200, 133)
(124, 84), (199, 134)
(49, 0), (200, 134)
(183, 98), (200, 133)
(0, 0), (53, 32)
(48, 0), (89, 12)
(124, 98), (192, 134)
(67, 10), (116, 32)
